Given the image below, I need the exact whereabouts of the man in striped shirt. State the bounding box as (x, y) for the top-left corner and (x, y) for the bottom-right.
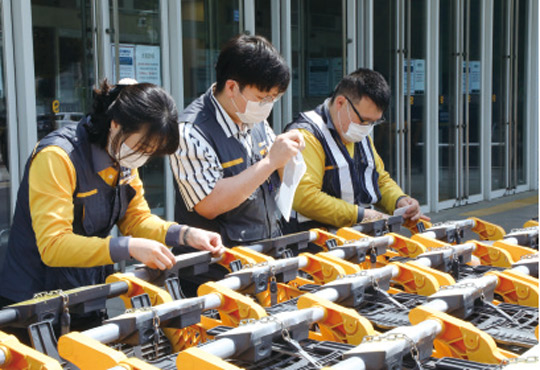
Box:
(284, 68), (429, 233)
(171, 34), (304, 259)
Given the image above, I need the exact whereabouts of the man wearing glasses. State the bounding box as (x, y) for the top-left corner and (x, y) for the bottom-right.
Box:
(171, 34), (304, 272)
(284, 68), (428, 233)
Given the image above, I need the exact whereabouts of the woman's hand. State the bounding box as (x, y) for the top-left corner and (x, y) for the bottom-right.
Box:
(183, 227), (226, 256)
(128, 238), (176, 270)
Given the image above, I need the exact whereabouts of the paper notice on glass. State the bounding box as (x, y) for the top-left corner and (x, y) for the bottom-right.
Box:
(276, 152), (307, 221)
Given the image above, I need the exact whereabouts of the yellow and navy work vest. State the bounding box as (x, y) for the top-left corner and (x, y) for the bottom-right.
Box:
(285, 103), (381, 230)
(0, 118), (136, 302)
(174, 89), (281, 247)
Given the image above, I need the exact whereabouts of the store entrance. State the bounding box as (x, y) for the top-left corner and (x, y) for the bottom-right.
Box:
(438, 0), (483, 207)
(491, 0), (528, 195)
(372, 0), (429, 206)
(32, 0), (94, 140)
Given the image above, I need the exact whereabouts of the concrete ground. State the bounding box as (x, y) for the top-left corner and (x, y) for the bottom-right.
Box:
(425, 190), (539, 233)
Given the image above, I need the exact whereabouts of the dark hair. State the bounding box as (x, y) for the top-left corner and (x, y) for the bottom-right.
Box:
(88, 80), (179, 157)
(215, 34), (290, 94)
(330, 68), (391, 112)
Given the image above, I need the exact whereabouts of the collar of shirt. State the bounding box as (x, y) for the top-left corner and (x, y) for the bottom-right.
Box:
(91, 143), (125, 186)
(322, 98), (337, 131)
(322, 97), (356, 155)
(209, 83), (251, 139)
(91, 143), (116, 173)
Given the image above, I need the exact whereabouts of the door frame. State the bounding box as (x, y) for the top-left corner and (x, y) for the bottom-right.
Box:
(437, 0), (485, 211)
(1, 0), (21, 217)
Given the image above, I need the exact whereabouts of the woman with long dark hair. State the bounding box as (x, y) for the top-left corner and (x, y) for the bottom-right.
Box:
(0, 79), (224, 307)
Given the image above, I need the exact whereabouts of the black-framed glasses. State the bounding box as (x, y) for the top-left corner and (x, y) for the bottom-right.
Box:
(344, 96), (386, 126)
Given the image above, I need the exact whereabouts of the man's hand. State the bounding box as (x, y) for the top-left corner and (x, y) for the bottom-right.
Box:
(362, 208), (388, 221)
(193, 130), (305, 220)
(396, 196), (430, 222)
(268, 129), (305, 170)
(183, 227), (226, 257)
(128, 238), (176, 270)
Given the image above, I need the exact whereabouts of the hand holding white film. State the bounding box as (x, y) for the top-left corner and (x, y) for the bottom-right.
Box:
(276, 152), (307, 221)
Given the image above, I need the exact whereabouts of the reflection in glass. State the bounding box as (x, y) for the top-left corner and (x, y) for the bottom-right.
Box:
(372, 0), (396, 176)
(438, 0), (482, 202)
(291, 0), (343, 116)
(492, 0), (528, 191)
(373, 0), (427, 204)
(32, 0), (93, 140)
(407, 0), (428, 204)
(182, 0), (241, 106)
(491, 0), (506, 191)
(466, 0), (482, 197)
(255, 0), (272, 41)
(438, 0), (455, 202)
(515, 1), (526, 186)
(0, 14), (11, 267)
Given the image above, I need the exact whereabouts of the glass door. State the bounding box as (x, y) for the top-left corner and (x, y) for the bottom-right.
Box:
(181, 0), (241, 107)
(491, 0), (528, 193)
(0, 2), (11, 267)
(109, 0), (165, 215)
(255, 0), (272, 41)
(439, 0), (482, 206)
(373, 0), (428, 204)
(31, 0), (94, 140)
(291, 0), (344, 116)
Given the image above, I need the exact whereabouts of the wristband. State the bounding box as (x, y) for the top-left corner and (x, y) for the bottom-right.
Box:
(183, 226), (190, 246)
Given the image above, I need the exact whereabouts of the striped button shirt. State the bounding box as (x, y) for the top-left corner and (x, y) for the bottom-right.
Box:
(171, 89), (276, 211)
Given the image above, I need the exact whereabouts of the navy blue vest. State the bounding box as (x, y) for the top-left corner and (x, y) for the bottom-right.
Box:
(284, 104), (381, 232)
(0, 118), (136, 302)
(174, 89), (281, 247)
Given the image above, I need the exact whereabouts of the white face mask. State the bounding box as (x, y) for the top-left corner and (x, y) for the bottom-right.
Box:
(339, 105), (373, 143)
(232, 86), (274, 127)
(117, 143), (151, 169)
(109, 141), (151, 169)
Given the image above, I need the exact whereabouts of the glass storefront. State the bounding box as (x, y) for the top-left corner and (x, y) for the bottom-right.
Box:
(466, 0), (483, 199)
(182, 0), (241, 107)
(491, 0), (528, 191)
(112, 0), (165, 214)
(372, 0), (428, 205)
(0, 0), (536, 235)
(255, 0), (272, 42)
(491, 0), (506, 191)
(406, 0), (428, 204)
(515, 0), (527, 186)
(31, 0), (94, 140)
(0, 7), (10, 266)
(491, 0), (531, 191)
(291, 0), (343, 117)
(438, 0), (482, 203)
(372, 0), (396, 176)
